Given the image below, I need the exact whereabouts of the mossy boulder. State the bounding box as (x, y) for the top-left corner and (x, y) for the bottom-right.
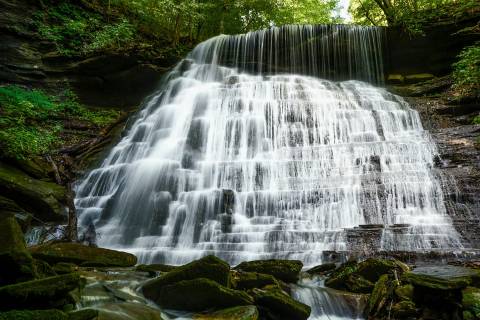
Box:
(53, 262), (79, 274)
(405, 266), (480, 291)
(94, 302), (164, 320)
(194, 305), (259, 320)
(0, 162), (66, 222)
(151, 278), (253, 311)
(395, 284), (414, 301)
(364, 274), (392, 317)
(0, 272), (85, 310)
(0, 309), (69, 320)
(135, 263), (177, 276)
(142, 255), (230, 302)
(30, 242), (137, 267)
(306, 263), (336, 275)
(356, 258), (408, 282)
(68, 308), (99, 320)
(404, 73), (435, 84)
(391, 300), (418, 318)
(252, 288), (311, 320)
(234, 259), (303, 283)
(463, 287), (480, 318)
(232, 271), (279, 290)
(0, 216), (38, 286)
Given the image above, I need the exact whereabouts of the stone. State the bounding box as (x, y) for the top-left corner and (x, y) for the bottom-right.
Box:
(194, 305), (259, 320)
(95, 302), (164, 320)
(391, 300), (418, 318)
(53, 262), (79, 274)
(151, 278), (253, 311)
(232, 271), (279, 290)
(364, 274), (391, 316)
(0, 162), (66, 222)
(462, 287), (480, 318)
(68, 309), (99, 320)
(387, 74), (405, 84)
(234, 259), (303, 283)
(135, 263), (177, 276)
(395, 284), (414, 301)
(30, 242), (137, 267)
(405, 266), (480, 290)
(404, 73), (435, 84)
(0, 216), (38, 286)
(306, 263), (336, 275)
(0, 309), (69, 320)
(356, 258), (409, 282)
(252, 288), (311, 320)
(0, 273), (85, 310)
(142, 255), (230, 302)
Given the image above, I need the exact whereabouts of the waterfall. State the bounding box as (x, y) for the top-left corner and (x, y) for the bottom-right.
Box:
(75, 25), (461, 266)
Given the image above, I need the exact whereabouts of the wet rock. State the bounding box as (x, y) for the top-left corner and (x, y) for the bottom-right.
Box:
(405, 266), (480, 290)
(364, 274), (391, 316)
(95, 302), (163, 320)
(142, 255), (230, 302)
(395, 284), (414, 301)
(194, 305), (259, 320)
(30, 242), (137, 267)
(234, 259), (303, 283)
(305, 263), (336, 275)
(462, 287), (480, 318)
(135, 263), (177, 276)
(53, 262), (79, 275)
(68, 308), (99, 320)
(0, 216), (38, 286)
(404, 73), (435, 84)
(252, 288), (311, 320)
(231, 271), (279, 290)
(0, 273), (85, 310)
(391, 300), (418, 318)
(0, 162), (66, 222)
(151, 278), (253, 311)
(0, 309), (69, 320)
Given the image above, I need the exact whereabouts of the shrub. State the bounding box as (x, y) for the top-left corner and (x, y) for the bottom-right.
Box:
(84, 19), (136, 53)
(452, 42), (480, 99)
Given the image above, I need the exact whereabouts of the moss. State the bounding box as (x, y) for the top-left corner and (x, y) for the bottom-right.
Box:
(0, 272), (85, 310)
(68, 308), (99, 320)
(464, 310), (475, 320)
(306, 263), (336, 275)
(252, 288), (311, 320)
(232, 271), (279, 290)
(462, 287), (480, 318)
(135, 263), (177, 276)
(193, 305), (259, 320)
(142, 255), (230, 302)
(364, 274), (391, 317)
(404, 73), (435, 84)
(0, 309), (68, 320)
(395, 284), (414, 301)
(391, 300), (418, 318)
(234, 259), (303, 283)
(53, 262), (78, 274)
(154, 278), (253, 311)
(387, 74), (405, 84)
(405, 272), (472, 290)
(30, 242), (137, 267)
(356, 258), (408, 283)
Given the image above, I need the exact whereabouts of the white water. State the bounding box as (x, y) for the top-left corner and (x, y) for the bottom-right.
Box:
(75, 25), (461, 267)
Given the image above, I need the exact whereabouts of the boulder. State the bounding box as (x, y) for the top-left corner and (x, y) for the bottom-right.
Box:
(404, 73), (435, 84)
(30, 242), (137, 267)
(462, 287), (480, 318)
(68, 309), (99, 320)
(395, 284), (414, 301)
(0, 162), (66, 222)
(142, 255), (230, 302)
(53, 262), (79, 274)
(94, 303), (163, 320)
(306, 263), (336, 275)
(232, 271), (279, 290)
(405, 266), (480, 291)
(194, 305), (259, 320)
(234, 259), (303, 283)
(0, 273), (85, 310)
(252, 288), (311, 320)
(356, 258), (409, 283)
(364, 274), (391, 317)
(135, 263), (177, 276)
(0, 309), (69, 320)
(0, 216), (38, 286)
(150, 278), (253, 311)
(391, 300), (418, 318)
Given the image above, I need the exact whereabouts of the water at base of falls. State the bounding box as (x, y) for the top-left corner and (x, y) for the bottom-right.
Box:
(75, 25), (462, 266)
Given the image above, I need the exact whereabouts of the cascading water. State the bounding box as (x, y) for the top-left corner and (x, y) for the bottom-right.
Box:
(75, 25), (462, 268)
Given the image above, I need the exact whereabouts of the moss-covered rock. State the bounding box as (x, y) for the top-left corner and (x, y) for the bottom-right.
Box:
(194, 305), (259, 320)
(68, 308), (99, 320)
(463, 287), (480, 318)
(305, 263), (336, 275)
(234, 259), (303, 283)
(151, 278), (253, 311)
(405, 266), (479, 291)
(142, 255), (230, 302)
(404, 73), (435, 84)
(95, 302), (164, 320)
(391, 300), (418, 318)
(395, 284), (414, 301)
(232, 271), (279, 290)
(252, 288), (311, 320)
(30, 242), (137, 267)
(54, 262), (79, 274)
(0, 309), (69, 320)
(135, 263), (177, 276)
(0, 216), (38, 286)
(356, 258), (408, 283)
(364, 274), (391, 317)
(0, 162), (66, 222)
(0, 272), (85, 310)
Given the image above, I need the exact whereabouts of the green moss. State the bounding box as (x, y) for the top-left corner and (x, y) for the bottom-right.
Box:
(364, 274), (391, 317)
(234, 259), (303, 283)
(391, 300), (417, 318)
(142, 255), (231, 302)
(405, 271), (474, 290)
(232, 271), (279, 290)
(155, 278), (253, 311)
(0, 273), (85, 310)
(306, 263), (336, 275)
(356, 258), (409, 283)
(53, 262), (78, 274)
(252, 288), (311, 320)
(0, 309), (68, 320)
(30, 242), (137, 267)
(395, 284), (414, 301)
(194, 305), (259, 320)
(135, 263), (177, 276)
(463, 287), (480, 318)
(68, 308), (99, 320)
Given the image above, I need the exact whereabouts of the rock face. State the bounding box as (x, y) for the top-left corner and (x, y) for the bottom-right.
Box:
(29, 242), (137, 267)
(234, 260), (303, 283)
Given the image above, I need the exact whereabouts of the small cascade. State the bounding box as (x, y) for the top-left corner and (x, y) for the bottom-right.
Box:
(75, 24), (462, 266)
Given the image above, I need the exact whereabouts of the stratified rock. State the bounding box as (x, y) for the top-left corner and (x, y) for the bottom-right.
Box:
(194, 305), (259, 320)
(462, 287), (480, 318)
(30, 242), (137, 267)
(232, 271), (279, 290)
(142, 255), (230, 302)
(0, 273), (85, 310)
(306, 263), (336, 275)
(152, 278), (253, 311)
(234, 259), (303, 283)
(405, 266), (480, 290)
(0, 309), (69, 320)
(252, 288), (311, 320)
(0, 216), (38, 286)
(0, 162), (66, 222)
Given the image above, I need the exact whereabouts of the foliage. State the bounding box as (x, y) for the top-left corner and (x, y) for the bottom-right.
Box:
(452, 42), (480, 99)
(84, 19), (136, 52)
(473, 115), (480, 125)
(0, 86), (119, 159)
